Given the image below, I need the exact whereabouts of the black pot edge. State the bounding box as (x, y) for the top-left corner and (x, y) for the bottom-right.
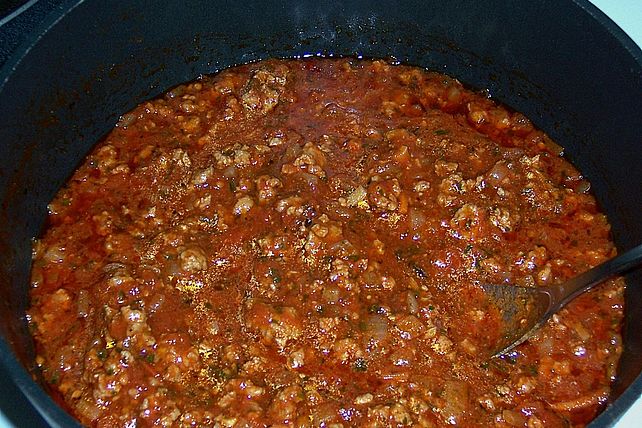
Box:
(0, 0), (80, 87)
(0, 340), (83, 427)
(562, 4), (642, 427)
(1, 1), (641, 427)
(574, 0), (642, 64)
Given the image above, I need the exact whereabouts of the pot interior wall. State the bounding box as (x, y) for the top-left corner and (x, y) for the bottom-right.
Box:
(0, 1), (640, 426)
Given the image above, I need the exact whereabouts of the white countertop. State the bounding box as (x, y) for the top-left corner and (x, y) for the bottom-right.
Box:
(1, 0), (640, 426)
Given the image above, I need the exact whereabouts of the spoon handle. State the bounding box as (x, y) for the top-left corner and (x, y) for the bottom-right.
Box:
(550, 244), (642, 311)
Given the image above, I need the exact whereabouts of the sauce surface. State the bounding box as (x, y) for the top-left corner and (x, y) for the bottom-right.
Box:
(27, 58), (623, 427)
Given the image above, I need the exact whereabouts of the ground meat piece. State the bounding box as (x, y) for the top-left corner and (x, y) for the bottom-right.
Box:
(240, 65), (289, 114)
(255, 175), (282, 203)
(245, 301), (303, 349)
(179, 246), (208, 272)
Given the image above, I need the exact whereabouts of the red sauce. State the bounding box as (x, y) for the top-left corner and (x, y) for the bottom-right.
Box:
(27, 58), (623, 427)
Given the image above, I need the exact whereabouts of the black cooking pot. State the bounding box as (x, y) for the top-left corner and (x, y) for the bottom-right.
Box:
(0, 0), (640, 426)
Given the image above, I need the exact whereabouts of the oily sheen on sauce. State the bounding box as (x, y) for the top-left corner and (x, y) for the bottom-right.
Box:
(27, 59), (623, 427)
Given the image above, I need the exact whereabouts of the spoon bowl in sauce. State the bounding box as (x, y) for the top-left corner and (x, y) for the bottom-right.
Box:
(484, 244), (642, 358)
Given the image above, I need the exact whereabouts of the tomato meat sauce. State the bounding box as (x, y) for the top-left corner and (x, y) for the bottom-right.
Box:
(27, 58), (623, 427)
